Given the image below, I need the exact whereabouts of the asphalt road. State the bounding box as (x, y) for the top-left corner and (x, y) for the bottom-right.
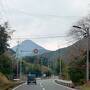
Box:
(13, 79), (76, 90)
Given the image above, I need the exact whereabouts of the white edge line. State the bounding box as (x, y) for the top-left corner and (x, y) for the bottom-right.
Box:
(12, 82), (26, 90)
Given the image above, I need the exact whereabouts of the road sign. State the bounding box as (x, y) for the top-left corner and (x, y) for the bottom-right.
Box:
(33, 49), (38, 54)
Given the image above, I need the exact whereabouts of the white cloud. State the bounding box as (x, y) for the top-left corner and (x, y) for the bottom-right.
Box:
(0, 0), (90, 50)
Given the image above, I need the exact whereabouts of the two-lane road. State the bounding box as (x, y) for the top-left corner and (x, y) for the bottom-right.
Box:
(13, 79), (76, 90)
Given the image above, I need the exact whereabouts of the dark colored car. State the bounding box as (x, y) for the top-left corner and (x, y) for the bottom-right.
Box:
(27, 74), (37, 85)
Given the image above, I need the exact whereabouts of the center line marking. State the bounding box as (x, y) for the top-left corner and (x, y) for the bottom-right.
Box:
(43, 88), (45, 90)
(40, 82), (45, 90)
(40, 83), (43, 87)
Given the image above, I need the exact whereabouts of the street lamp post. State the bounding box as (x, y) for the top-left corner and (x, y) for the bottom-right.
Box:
(73, 25), (90, 82)
(86, 28), (89, 81)
(15, 40), (20, 79)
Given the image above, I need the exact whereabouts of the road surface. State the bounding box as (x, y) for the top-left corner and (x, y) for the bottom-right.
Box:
(13, 79), (76, 90)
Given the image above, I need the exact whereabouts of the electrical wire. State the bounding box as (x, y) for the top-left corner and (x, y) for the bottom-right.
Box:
(0, 0), (8, 20)
(7, 7), (82, 18)
(11, 35), (68, 40)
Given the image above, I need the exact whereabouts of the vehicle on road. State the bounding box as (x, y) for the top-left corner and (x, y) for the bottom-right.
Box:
(27, 73), (37, 85)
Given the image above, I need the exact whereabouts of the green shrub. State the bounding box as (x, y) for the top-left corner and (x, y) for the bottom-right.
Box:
(68, 57), (86, 85)
(0, 54), (12, 79)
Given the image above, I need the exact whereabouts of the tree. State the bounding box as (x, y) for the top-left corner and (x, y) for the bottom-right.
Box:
(69, 16), (90, 40)
(0, 22), (11, 55)
(68, 56), (86, 85)
(55, 59), (60, 75)
(68, 15), (90, 83)
(0, 54), (12, 79)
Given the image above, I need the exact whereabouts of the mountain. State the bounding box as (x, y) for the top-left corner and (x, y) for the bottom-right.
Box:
(40, 37), (90, 64)
(12, 40), (49, 57)
(40, 47), (68, 63)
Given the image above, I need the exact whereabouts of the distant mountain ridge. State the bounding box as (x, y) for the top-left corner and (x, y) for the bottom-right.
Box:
(12, 37), (90, 63)
(40, 37), (90, 64)
(12, 40), (49, 57)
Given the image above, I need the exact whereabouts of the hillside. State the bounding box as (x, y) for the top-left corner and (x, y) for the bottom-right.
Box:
(40, 37), (90, 63)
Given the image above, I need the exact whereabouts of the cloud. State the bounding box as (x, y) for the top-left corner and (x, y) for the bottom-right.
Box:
(1, 0), (90, 50)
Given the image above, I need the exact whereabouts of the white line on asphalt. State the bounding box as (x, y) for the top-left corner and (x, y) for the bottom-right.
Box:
(12, 83), (26, 90)
(40, 82), (45, 90)
(42, 88), (45, 90)
(40, 83), (43, 87)
(40, 82), (42, 86)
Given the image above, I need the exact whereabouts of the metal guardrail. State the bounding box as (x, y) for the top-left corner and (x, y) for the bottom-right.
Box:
(55, 79), (75, 88)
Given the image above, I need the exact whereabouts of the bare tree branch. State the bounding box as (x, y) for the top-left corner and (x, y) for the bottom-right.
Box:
(68, 15), (90, 40)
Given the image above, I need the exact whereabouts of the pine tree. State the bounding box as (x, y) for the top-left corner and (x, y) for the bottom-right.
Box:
(0, 22), (10, 55)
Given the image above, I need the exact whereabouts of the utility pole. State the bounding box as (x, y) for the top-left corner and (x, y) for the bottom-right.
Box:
(16, 40), (20, 79)
(59, 51), (62, 78)
(8, 30), (16, 79)
(20, 50), (23, 79)
(86, 28), (89, 81)
(20, 50), (33, 78)
(57, 41), (62, 78)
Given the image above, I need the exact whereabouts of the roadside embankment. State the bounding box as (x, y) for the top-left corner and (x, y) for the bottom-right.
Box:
(80, 81), (90, 90)
(0, 73), (24, 90)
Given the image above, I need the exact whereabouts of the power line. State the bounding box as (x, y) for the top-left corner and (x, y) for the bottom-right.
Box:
(11, 36), (77, 49)
(11, 35), (68, 40)
(2, 0), (12, 22)
(0, 0), (8, 19)
(0, 0), (10, 24)
(10, 35), (77, 47)
(0, 0), (6, 20)
(8, 7), (82, 18)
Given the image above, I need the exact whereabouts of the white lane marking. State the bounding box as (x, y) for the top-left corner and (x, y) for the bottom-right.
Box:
(12, 82), (26, 90)
(40, 82), (43, 87)
(40, 82), (45, 90)
(42, 88), (45, 90)
(40, 82), (42, 86)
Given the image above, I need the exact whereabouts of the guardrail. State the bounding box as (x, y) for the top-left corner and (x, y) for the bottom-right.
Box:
(55, 79), (75, 88)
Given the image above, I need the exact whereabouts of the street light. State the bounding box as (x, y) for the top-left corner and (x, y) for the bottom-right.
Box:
(73, 25), (82, 29)
(73, 25), (90, 82)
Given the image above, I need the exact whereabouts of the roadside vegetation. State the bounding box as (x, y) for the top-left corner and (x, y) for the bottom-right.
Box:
(0, 72), (24, 90)
(68, 52), (86, 85)
(67, 15), (90, 89)
(80, 82), (90, 90)
(22, 60), (52, 77)
(0, 22), (23, 90)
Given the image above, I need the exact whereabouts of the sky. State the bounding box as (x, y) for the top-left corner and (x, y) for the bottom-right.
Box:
(0, 0), (90, 50)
